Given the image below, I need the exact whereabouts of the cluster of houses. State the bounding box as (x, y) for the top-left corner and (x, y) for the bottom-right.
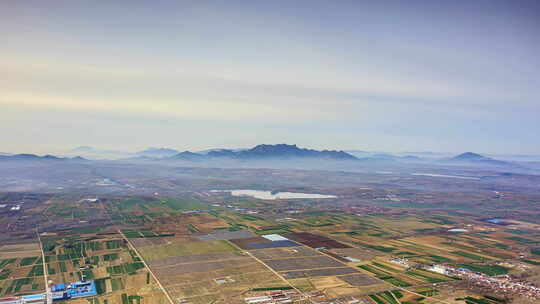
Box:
(389, 257), (411, 268)
(425, 264), (540, 300)
(0, 202), (23, 211)
(243, 289), (367, 304)
(244, 290), (299, 304)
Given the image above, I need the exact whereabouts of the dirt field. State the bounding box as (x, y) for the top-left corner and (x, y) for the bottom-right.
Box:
(337, 273), (381, 286)
(329, 247), (384, 260)
(195, 230), (256, 241)
(152, 257), (253, 275)
(264, 256), (344, 271)
(249, 247), (319, 260)
(138, 239), (239, 261)
(148, 252), (245, 267)
(143, 247), (287, 303)
(130, 237), (169, 248)
(282, 267), (359, 279)
(0, 243), (41, 259)
(229, 236), (270, 249)
(285, 232), (351, 249)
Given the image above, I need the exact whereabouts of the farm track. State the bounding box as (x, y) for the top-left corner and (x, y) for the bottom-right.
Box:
(37, 229), (51, 304)
(226, 240), (318, 304)
(118, 230), (174, 304)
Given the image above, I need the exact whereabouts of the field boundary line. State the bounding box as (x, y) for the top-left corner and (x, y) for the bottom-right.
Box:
(226, 240), (317, 304)
(36, 229), (51, 304)
(118, 230), (175, 304)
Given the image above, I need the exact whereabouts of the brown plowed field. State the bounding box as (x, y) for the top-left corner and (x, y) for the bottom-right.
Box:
(264, 256), (343, 271)
(285, 232), (351, 249)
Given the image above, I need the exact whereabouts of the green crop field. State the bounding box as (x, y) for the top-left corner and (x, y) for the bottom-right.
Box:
(458, 264), (509, 276)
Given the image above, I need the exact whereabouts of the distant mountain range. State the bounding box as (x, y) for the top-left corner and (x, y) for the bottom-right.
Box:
(136, 147), (179, 158)
(66, 146), (179, 159)
(197, 148), (246, 155)
(67, 146), (132, 159)
(1, 145), (526, 170)
(171, 144), (357, 161)
(0, 154), (85, 161)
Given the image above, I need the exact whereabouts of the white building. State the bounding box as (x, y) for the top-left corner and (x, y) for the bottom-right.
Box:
(427, 264), (448, 275)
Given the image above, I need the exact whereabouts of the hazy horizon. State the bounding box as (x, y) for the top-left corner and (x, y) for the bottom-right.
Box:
(2, 1), (539, 154)
(3, 143), (540, 159)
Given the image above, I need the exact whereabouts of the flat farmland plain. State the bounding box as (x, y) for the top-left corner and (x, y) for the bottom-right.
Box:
(135, 237), (288, 304)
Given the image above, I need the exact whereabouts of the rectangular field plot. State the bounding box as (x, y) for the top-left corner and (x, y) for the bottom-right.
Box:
(264, 256), (343, 271)
(152, 257), (253, 275)
(249, 247), (319, 260)
(329, 247), (384, 260)
(246, 240), (300, 249)
(0, 277), (45, 296)
(337, 273), (381, 286)
(195, 230), (256, 241)
(137, 239), (239, 261)
(148, 252), (244, 267)
(282, 267), (359, 279)
(129, 237), (169, 247)
(229, 236), (270, 249)
(229, 236), (301, 250)
(285, 232), (351, 249)
(0, 244), (42, 259)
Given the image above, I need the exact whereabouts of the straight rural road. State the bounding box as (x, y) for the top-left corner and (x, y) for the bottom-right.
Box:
(226, 240), (318, 304)
(36, 229), (52, 304)
(118, 230), (175, 304)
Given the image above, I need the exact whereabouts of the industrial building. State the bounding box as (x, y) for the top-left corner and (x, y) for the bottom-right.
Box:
(51, 280), (97, 301)
(0, 294), (46, 304)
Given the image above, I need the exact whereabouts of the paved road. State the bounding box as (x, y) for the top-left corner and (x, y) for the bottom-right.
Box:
(36, 230), (52, 304)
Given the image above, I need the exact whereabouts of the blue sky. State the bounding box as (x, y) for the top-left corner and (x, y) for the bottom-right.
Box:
(1, 1), (539, 153)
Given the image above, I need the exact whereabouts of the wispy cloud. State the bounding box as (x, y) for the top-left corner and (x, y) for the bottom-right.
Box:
(0, 1), (539, 153)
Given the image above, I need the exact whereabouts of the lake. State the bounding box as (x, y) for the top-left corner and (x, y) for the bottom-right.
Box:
(412, 173), (480, 180)
(211, 189), (337, 200)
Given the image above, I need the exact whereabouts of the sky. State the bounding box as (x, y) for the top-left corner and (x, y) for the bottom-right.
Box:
(1, 0), (539, 154)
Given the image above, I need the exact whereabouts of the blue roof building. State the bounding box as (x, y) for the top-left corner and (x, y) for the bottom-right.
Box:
(51, 284), (65, 292)
(51, 280), (97, 301)
(67, 281), (97, 298)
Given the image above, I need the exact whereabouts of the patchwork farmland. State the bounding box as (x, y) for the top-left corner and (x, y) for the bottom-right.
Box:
(2, 182), (540, 303)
